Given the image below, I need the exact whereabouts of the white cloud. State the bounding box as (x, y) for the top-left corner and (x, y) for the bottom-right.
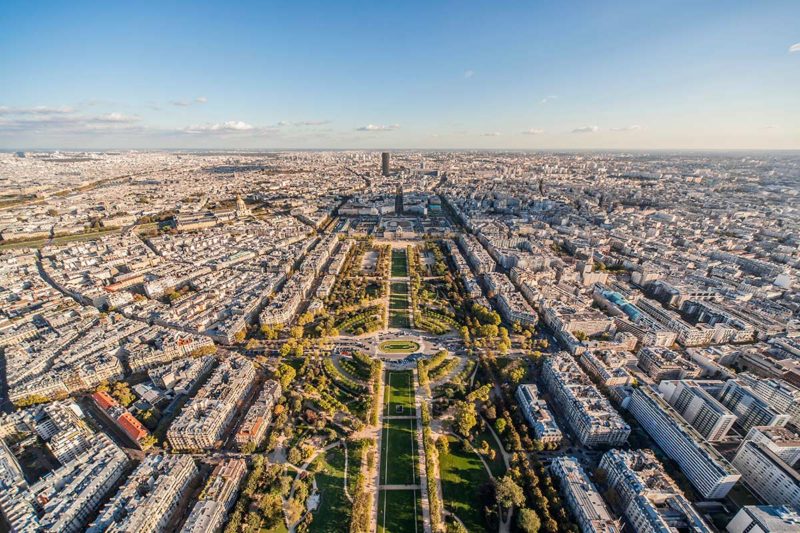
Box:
(540, 95), (558, 104)
(95, 112), (139, 123)
(182, 121), (256, 134)
(609, 125), (641, 132)
(572, 125), (599, 134)
(277, 120), (330, 127)
(522, 128), (544, 135)
(789, 42), (800, 53)
(172, 96), (209, 106)
(356, 124), (399, 131)
(0, 105), (75, 115)
(481, 132), (501, 137)
(464, 69), (475, 79)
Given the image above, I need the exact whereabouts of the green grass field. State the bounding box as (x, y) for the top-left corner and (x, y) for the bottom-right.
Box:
(377, 490), (423, 533)
(379, 340), (421, 353)
(384, 371), (416, 416)
(380, 418), (418, 485)
(439, 436), (492, 532)
(389, 282), (408, 309)
(377, 370), (421, 532)
(309, 447), (351, 532)
(389, 282), (410, 328)
(391, 249), (408, 277)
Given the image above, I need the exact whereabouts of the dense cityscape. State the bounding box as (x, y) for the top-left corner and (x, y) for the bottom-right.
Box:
(0, 149), (798, 533)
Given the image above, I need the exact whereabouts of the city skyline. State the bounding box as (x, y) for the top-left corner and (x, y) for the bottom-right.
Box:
(1, 0), (799, 150)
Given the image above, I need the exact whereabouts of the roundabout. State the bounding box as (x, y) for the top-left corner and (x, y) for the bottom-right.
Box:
(377, 339), (421, 354)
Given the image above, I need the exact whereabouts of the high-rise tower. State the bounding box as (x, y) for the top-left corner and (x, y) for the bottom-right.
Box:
(381, 152), (390, 176)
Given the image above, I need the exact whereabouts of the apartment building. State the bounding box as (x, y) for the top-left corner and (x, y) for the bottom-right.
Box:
(658, 380), (736, 441)
(89, 454), (198, 533)
(515, 384), (562, 445)
(234, 380), (282, 449)
(717, 379), (790, 433)
(626, 386), (740, 499)
(168, 356), (255, 451)
(733, 440), (800, 508)
(181, 458), (246, 533)
(541, 353), (630, 447)
(726, 506), (800, 533)
(599, 449), (712, 533)
(550, 457), (620, 533)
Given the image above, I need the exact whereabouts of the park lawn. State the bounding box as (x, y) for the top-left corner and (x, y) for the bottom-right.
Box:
(391, 249), (408, 277)
(474, 427), (507, 477)
(377, 490), (423, 533)
(389, 311), (410, 329)
(439, 436), (492, 533)
(389, 282), (408, 309)
(379, 340), (420, 353)
(379, 418), (418, 486)
(384, 371), (415, 416)
(389, 282), (411, 328)
(309, 447), (351, 533)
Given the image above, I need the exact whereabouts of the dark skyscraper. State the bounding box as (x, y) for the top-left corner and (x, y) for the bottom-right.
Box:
(381, 152), (390, 176)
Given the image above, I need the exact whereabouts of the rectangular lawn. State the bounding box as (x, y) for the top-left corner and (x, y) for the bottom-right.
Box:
(384, 371), (415, 416)
(377, 489), (423, 533)
(379, 418), (418, 485)
(391, 249), (408, 277)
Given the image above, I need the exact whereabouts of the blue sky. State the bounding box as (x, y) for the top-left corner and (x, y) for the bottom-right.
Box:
(0, 0), (798, 149)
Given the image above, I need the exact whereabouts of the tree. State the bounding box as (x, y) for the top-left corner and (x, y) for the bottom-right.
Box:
(495, 475), (525, 510)
(259, 491), (283, 527)
(261, 324), (279, 340)
(495, 418), (507, 435)
(436, 435), (450, 455)
(111, 381), (135, 407)
(508, 366), (526, 384)
(290, 325), (304, 339)
(245, 511), (260, 531)
(140, 434), (157, 450)
(446, 521), (468, 533)
(285, 498), (304, 525)
(288, 447), (302, 465)
(278, 363), (296, 389)
(518, 508), (541, 533)
(454, 401), (477, 437)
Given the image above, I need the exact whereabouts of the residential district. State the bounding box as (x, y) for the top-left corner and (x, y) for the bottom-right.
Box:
(0, 149), (799, 533)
